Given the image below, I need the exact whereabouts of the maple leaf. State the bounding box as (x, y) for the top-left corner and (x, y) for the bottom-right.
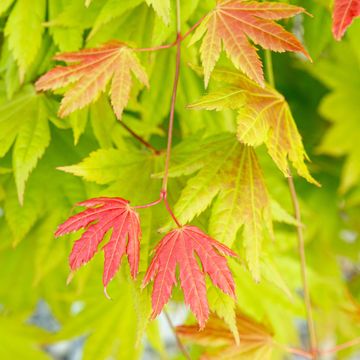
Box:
(146, 0), (171, 25)
(189, 0), (310, 87)
(332, 0), (360, 40)
(189, 67), (319, 185)
(177, 311), (274, 359)
(35, 41), (149, 119)
(55, 197), (141, 293)
(159, 134), (273, 280)
(142, 225), (237, 329)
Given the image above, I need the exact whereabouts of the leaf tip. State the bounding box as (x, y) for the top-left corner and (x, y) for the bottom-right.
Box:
(66, 272), (75, 285)
(104, 287), (112, 300)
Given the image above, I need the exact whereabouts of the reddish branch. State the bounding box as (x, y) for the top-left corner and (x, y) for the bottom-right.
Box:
(132, 0), (184, 228)
(118, 121), (160, 154)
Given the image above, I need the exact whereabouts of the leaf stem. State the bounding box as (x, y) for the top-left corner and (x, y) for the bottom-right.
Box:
(163, 191), (182, 228)
(284, 346), (313, 359)
(264, 50), (318, 358)
(134, 14), (203, 53)
(164, 310), (191, 360)
(162, 23), (181, 192)
(135, 41), (177, 52)
(264, 50), (275, 87)
(132, 0), (183, 229)
(287, 172), (318, 358)
(321, 337), (360, 355)
(155, 0), (183, 228)
(182, 15), (205, 40)
(133, 197), (163, 209)
(118, 121), (160, 154)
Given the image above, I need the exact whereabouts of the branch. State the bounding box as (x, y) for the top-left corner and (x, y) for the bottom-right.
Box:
(118, 121), (160, 154)
(321, 337), (360, 355)
(264, 50), (318, 359)
(134, 14), (203, 52)
(287, 172), (318, 358)
(127, 0), (184, 227)
(156, 0), (183, 228)
(164, 310), (191, 360)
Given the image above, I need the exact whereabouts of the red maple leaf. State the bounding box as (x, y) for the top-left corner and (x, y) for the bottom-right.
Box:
(332, 0), (360, 40)
(142, 225), (237, 329)
(55, 197), (141, 293)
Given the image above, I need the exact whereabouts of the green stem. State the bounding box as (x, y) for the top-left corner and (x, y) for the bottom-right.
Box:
(265, 50), (275, 87)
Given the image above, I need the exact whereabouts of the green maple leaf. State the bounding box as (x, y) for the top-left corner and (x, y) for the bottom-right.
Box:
(0, 86), (52, 204)
(4, 0), (46, 80)
(146, 0), (171, 25)
(308, 25), (360, 192)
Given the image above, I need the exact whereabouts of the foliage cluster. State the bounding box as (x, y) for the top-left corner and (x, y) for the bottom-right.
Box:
(0, 0), (360, 359)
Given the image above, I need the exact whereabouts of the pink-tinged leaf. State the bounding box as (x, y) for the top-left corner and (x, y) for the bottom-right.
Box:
(55, 197), (141, 290)
(332, 0), (360, 40)
(190, 0), (310, 87)
(35, 41), (148, 119)
(142, 225), (237, 329)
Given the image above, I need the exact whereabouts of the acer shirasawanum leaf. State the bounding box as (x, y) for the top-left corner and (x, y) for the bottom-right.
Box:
(0, 86), (51, 204)
(189, 0), (310, 87)
(177, 311), (274, 359)
(145, 0), (171, 25)
(332, 0), (360, 40)
(142, 225), (237, 329)
(35, 41), (149, 119)
(55, 197), (141, 294)
(189, 67), (319, 186)
(4, 0), (45, 81)
(158, 134), (273, 280)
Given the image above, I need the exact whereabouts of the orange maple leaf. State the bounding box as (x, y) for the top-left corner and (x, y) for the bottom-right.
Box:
(36, 41), (149, 119)
(177, 311), (274, 359)
(190, 0), (310, 87)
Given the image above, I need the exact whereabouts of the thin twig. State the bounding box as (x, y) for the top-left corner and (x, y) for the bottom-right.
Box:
(321, 337), (360, 355)
(284, 346), (313, 359)
(181, 15), (205, 40)
(134, 14), (204, 52)
(135, 41), (177, 52)
(274, 339), (313, 358)
(164, 310), (191, 360)
(133, 197), (163, 209)
(129, 0), (184, 228)
(161, 15), (181, 192)
(153, 0), (183, 228)
(264, 50), (318, 358)
(118, 121), (160, 154)
(288, 172), (318, 358)
(163, 193), (182, 228)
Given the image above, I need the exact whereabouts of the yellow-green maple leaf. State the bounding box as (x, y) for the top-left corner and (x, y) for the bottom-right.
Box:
(165, 134), (272, 280)
(189, 67), (319, 185)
